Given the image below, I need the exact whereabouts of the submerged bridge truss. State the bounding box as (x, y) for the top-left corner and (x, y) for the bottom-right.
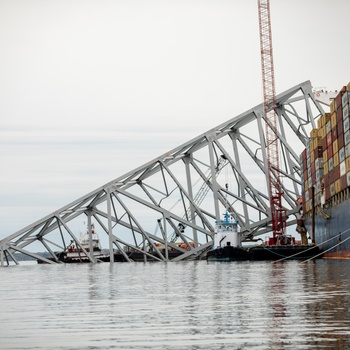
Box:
(1, 81), (326, 265)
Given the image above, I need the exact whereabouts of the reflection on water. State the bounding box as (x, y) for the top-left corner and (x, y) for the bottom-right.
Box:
(1, 260), (350, 349)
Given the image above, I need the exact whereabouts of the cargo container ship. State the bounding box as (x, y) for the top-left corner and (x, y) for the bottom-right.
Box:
(301, 82), (350, 259)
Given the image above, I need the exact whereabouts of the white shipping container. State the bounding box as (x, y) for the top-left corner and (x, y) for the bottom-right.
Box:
(316, 168), (324, 182)
(315, 157), (324, 169)
(316, 193), (322, 206)
(340, 161), (346, 176)
(316, 181), (321, 193)
(342, 91), (350, 108)
(328, 157), (334, 171)
(343, 104), (349, 120)
(345, 130), (350, 145)
(306, 147), (310, 158)
(299, 153), (303, 163)
(339, 147), (345, 163)
(308, 176), (312, 187)
(305, 190), (309, 201)
(344, 117), (350, 133)
(345, 143), (350, 158)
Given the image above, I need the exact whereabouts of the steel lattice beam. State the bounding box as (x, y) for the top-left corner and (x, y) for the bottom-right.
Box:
(0, 81), (325, 265)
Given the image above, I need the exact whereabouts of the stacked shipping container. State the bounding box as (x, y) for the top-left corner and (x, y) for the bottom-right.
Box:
(301, 83), (350, 214)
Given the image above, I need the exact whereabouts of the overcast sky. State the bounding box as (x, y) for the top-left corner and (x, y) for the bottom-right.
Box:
(1, 0), (349, 239)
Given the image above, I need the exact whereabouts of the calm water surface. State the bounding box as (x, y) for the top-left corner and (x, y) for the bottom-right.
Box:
(1, 260), (350, 349)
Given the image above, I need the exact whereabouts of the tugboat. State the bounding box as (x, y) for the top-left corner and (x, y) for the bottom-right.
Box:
(206, 212), (322, 261)
(59, 224), (111, 263)
(206, 212), (249, 261)
(42, 224), (111, 263)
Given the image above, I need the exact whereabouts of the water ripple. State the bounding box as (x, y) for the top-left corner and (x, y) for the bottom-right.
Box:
(1, 260), (350, 349)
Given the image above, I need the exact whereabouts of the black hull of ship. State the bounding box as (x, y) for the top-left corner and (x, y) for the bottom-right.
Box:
(61, 256), (111, 263)
(304, 198), (350, 259)
(113, 251), (184, 262)
(207, 244), (322, 261)
(37, 252), (112, 264)
(206, 246), (250, 261)
(38, 251), (184, 263)
(248, 245), (322, 260)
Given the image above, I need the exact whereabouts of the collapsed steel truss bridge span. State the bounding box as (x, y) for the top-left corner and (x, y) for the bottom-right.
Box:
(1, 81), (326, 265)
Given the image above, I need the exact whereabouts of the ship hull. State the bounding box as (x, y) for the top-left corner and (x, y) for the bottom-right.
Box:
(207, 244), (321, 261)
(113, 251), (183, 262)
(206, 246), (250, 261)
(38, 251), (185, 263)
(304, 199), (350, 259)
(248, 245), (321, 260)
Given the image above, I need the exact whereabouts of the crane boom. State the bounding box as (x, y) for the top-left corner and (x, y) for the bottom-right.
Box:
(258, 0), (286, 242)
(170, 156), (228, 243)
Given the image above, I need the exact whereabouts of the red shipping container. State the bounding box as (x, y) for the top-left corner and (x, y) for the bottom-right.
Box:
(308, 188), (314, 199)
(303, 158), (307, 170)
(334, 165), (340, 180)
(329, 169), (334, 183)
(337, 105), (343, 121)
(303, 170), (308, 181)
(311, 162), (315, 174)
(327, 133), (332, 146)
(311, 172), (316, 184)
(322, 137), (327, 150)
(332, 127), (338, 141)
(327, 145), (333, 158)
(324, 173), (329, 187)
(337, 118), (344, 135)
(335, 87), (346, 109)
(302, 149), (307, 160)
(339, 133), (345, 149)
(341, 175), (347, 191)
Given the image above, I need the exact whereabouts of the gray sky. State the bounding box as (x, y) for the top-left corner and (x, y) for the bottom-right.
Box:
(1, 0), (349, 238)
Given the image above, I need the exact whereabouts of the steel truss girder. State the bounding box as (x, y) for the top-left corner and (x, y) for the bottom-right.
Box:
(0, 81), (325, 265)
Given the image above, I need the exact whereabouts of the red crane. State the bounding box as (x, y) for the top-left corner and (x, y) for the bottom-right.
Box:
(258, 0), (286, 244)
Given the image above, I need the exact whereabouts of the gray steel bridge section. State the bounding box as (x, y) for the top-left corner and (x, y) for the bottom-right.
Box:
(0, 81), (325, 265)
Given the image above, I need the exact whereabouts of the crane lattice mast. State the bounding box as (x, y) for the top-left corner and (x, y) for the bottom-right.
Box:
(258, 0), (286, 241)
